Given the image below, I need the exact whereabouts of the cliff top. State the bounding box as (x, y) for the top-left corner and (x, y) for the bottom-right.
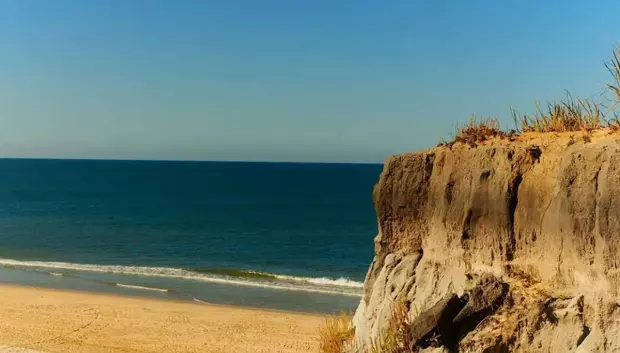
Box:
(433, 46), (620, 152)
(442, 128), (619, 150)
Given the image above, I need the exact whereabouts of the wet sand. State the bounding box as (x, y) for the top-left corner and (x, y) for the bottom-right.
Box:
(0, 284), (325, 353)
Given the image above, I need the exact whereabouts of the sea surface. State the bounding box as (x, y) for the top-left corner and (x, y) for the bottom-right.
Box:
(0, 159), (381, 313)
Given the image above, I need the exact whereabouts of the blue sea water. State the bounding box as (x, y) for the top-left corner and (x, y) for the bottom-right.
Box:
(0, 159), (381, 313)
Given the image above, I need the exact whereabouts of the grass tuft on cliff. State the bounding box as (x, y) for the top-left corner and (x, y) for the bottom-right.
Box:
(605, 46), (620, 130)
(370, 300), (417, 353)
(513, 93), (603, 133)
(452, 117), (507, 147)
(441, 45), (620, 146)
(319, 301), (419, 353)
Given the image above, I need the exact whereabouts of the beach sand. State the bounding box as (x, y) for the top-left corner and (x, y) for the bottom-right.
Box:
(0, 284), (325, 353)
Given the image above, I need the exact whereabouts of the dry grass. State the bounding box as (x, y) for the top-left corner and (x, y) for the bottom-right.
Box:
(319, 301), (418, 353)
(453, 117), (506, 147)
(440, 45), (620, 146)
(605, 46), (620, 107)
(326, 47), (620, 349)
(319, 313), (356, 353)
(370, 300), (416, 353)
(605, 46), (620, 130)
(514, 46), (620, 134)
(513, 93), (603, 133)
(608, 116), (620, 131)
(438, 116), (509, 147)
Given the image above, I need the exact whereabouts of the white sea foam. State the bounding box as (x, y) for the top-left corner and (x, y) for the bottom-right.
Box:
(240, 270), (364, 288)
(200, 269), (364, 289)
(274, 274), (363, 288)
(0, 258), (362, 297)
(48, 272), (64, 277)
(193, 298), (211, 305)
(116, 283), (168, 292)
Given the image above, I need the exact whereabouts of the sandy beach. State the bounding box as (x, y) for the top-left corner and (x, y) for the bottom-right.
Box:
(0, 285), (325, 353)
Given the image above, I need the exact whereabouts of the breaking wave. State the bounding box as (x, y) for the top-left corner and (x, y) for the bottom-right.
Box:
(0, 258), (362, 297)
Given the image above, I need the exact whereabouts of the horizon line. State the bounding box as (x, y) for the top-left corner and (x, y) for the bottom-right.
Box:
(0, 156), (383, 166)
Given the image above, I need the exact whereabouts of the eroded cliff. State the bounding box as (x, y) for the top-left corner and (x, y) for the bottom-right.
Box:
(352, 131), (620, 352)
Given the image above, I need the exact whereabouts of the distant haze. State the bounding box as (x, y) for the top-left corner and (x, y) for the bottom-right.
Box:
(1, 1), (619, 162)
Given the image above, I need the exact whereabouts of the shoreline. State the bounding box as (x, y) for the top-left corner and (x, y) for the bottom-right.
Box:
(0, 265), (361, 314)
(0, 283), (327, 318)
(0, 284), (326, 353)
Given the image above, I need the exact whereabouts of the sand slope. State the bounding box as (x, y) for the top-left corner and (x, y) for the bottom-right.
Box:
(0, 285), (324, 353)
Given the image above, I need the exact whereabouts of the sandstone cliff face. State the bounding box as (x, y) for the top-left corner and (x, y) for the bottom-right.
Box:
(353, 132), (620, 352)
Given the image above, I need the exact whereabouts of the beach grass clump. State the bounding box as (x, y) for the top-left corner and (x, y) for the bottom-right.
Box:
(319, 313), (356, 353)
(605, 45), (620, 106)
(439, 45), (620, 146)
(513, 93), (603, 133)
(604, 46), (620, 130)
(318, 301), (418, 353)
(513, 45), (620, 134)
(370, 300), (417, 353)
(607, 116), (620, 131)
(451, 116), (506, 147)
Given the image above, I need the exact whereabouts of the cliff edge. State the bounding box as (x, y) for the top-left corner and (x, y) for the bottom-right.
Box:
(352, 131), (620, 352)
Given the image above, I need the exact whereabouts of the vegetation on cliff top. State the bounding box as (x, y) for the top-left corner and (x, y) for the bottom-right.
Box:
(441, 46), (620, 147)
(319, 45), (620, 353)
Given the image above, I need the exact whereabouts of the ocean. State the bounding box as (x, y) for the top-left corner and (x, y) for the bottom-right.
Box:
(0, 159), (381, 313)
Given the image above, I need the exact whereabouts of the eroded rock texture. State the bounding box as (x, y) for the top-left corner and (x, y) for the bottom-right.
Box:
(353, 132), (620, 352)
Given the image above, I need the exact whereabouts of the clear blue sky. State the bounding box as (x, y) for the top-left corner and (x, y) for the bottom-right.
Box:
(1, 1), (619, 163)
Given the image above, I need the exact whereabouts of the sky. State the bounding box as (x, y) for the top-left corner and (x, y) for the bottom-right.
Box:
(1, 1), (620, 163)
